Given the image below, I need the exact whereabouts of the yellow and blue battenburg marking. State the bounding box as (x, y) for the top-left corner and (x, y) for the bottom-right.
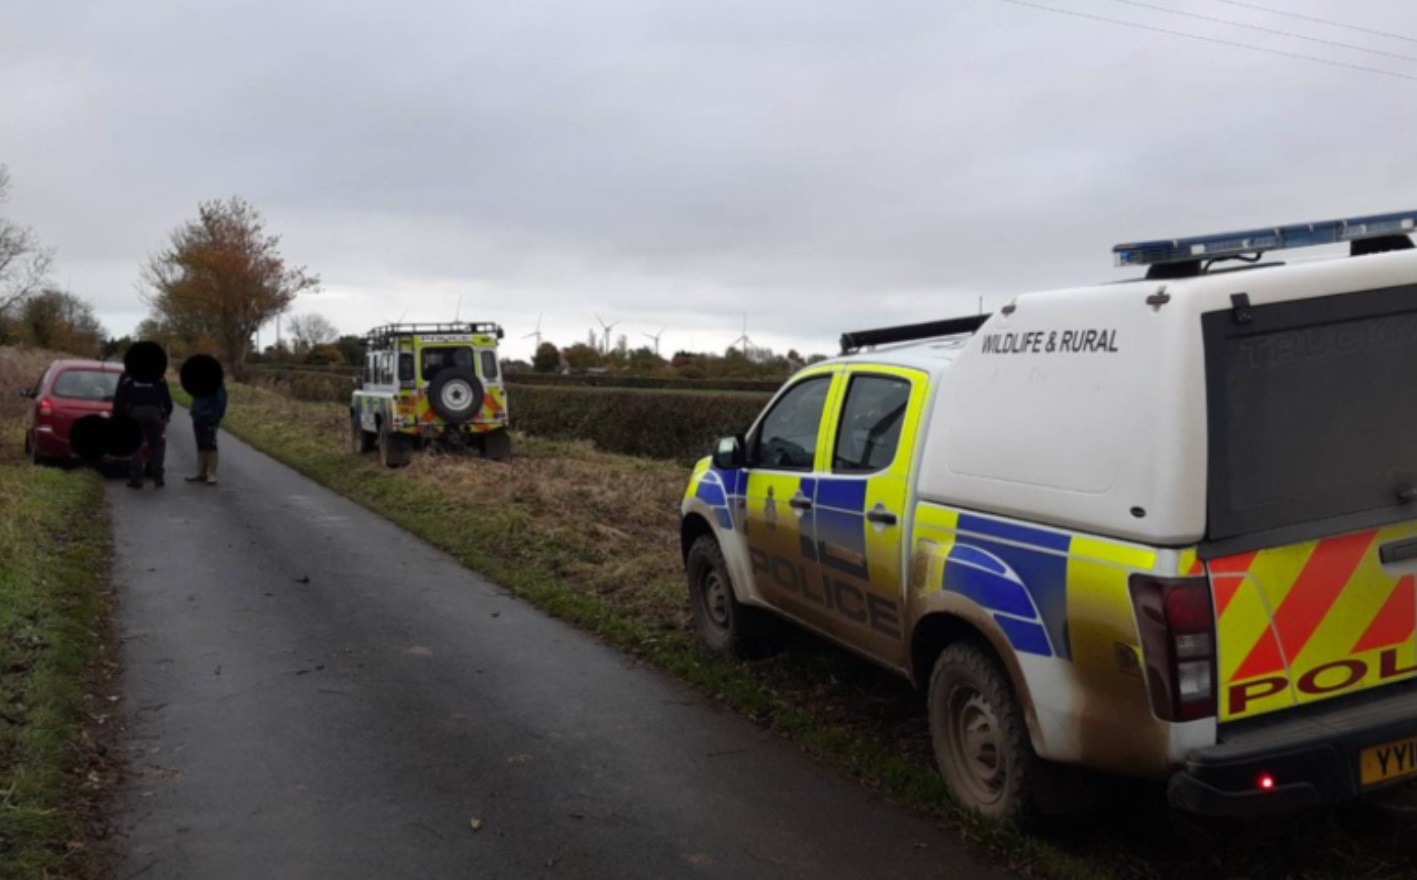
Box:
(944, 516), (1071, 659)
(913, 509), (1083, 660)
(693, 467), (747, 530)
(814, 479), (870, 576)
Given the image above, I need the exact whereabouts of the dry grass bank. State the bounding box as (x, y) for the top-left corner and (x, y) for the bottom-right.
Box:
(0, 347), (115, 880)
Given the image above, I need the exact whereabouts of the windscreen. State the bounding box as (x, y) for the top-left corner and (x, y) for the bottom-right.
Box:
(1204, 285), (1417, 541)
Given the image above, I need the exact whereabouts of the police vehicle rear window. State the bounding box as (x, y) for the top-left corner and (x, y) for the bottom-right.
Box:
(1203, 284), (1417, 543)
(422, 346), (473, 377)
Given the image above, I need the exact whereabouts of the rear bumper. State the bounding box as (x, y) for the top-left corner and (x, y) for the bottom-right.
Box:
(1169, 684), (1417, 818)
(31, 427), (71, 458)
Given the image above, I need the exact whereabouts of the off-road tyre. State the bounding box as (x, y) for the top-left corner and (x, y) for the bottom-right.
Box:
(928, 641), (1037, 824)
(351, 413), (376, 454)
(378, 423), (411, 469)
(481, 428), (512, 461)
(685, 535), (775, 658)
(427, 369), (483, 424)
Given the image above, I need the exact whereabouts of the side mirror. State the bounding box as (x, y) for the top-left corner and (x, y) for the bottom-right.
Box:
(711, 435), (746, 470)
(19, 389), (36, 399)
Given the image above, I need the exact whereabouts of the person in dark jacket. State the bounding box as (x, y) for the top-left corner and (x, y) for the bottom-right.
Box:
(113, 373), (174, 488)
(185, 383), (228, 485)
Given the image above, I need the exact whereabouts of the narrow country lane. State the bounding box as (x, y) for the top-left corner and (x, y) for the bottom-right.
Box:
(109, 416), (1011, 879)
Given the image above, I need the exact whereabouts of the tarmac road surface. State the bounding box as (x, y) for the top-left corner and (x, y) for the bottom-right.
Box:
(109, 416), (1011, 879)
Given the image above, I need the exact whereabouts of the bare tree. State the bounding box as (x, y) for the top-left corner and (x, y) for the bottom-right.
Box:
(141, 196), (319, 373)
(0, 165), (55, 318)
(287, 312), (338, 353)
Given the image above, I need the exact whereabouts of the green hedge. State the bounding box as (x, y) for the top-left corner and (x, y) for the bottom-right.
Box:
(510, 385), (771, 462)
(506, 373), (786, 393)
(250, 371), (352, 403)
(240, 370), (773, 461)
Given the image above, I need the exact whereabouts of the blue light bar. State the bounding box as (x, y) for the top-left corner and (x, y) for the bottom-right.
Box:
(1113, 210), (1417, 267)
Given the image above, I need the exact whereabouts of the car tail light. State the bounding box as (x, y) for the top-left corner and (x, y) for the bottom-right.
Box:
(36, 397), (53, 419)
(1130, 574), (1217, 722)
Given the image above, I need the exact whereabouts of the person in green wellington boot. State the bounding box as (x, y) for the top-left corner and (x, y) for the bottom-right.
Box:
(185, 378), (228, 485)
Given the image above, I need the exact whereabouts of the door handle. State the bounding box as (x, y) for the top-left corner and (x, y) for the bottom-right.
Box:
(788, 496), (813, 511)
(866, 507), (898, 526)
(1380, 538), (1417, 565)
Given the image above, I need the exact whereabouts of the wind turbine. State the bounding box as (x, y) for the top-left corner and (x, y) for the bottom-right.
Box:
(729, 314), (754, 360)
(595, 314), (619, 354)
(643, 324), (667, 357)
(523, 313), (544, 350)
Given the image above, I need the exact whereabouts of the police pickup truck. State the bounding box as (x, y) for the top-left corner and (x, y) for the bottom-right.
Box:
(680, 210), (1417, 821)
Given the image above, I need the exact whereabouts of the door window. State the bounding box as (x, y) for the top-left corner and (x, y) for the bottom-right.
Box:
(480, 350), (499, 380)
(751, 376), (831, 471)
(833, 375), (912, 473)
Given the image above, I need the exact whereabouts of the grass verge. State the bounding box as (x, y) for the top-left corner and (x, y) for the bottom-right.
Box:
(185, 382), (1417, 880)
(0, 347), (115, 880)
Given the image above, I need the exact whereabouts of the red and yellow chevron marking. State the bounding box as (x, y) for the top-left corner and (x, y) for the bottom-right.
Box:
(1212, 525), (1417, 721)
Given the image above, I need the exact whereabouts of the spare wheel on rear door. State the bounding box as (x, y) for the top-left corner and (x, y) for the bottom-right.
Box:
(427, 368), (483, 424)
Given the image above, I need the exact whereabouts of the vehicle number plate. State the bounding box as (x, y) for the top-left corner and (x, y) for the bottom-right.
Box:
(1359, 737), (1417, 786)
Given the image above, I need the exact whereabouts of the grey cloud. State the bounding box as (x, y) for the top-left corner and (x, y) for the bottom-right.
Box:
(3, 0), (1416, 359)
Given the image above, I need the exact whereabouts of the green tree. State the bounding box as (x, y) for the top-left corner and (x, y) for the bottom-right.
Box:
(626, 345), (663, 374)
(307, 342), (346, 365)
(532, 341), (561, 373)
(561, 342), (601, 373)
(102, 336), (133, 359)
(141, 196), (319, 374)
(333, 334), (367, 366)
(16, 289), (105, 355)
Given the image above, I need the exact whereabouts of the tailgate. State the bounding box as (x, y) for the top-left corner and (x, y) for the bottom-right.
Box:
(51, 402), (109, 443)
(1210, 524), (1417, 721)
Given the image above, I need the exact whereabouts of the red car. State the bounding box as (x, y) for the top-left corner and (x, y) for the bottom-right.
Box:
(21, 359), (130, 466)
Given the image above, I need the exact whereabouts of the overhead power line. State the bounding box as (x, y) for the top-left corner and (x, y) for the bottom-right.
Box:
(1110, 0), (1417, 63)
(996, 0), (1417, 82)
(1212, 0), (1417, 45)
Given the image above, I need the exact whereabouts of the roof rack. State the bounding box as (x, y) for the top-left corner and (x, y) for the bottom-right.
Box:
(365, 322), (504, 349)
(840, 314), (990, 353)
(1113, 209), (1417, 279)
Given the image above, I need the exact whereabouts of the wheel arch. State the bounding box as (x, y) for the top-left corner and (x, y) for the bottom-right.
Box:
(910, 611), (1042, 750)
(680, 512), (717, 563)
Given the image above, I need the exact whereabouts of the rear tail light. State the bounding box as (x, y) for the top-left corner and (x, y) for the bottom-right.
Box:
(1130, 574), (1217, 722)
(36, 397), (53, 419)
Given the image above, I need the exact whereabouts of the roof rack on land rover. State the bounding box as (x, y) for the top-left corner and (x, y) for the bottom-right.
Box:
(1114, 209), (1417, 280)
(364, 322), (504, 347)
(840, 314), (990, 354)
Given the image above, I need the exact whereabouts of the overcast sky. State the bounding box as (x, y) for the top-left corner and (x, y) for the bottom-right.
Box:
(3, 0), (1416, 361)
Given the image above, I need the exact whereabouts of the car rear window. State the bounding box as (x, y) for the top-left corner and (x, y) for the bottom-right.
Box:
(52, 370), (120, 401)
(1203, 284), (1417, 542)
